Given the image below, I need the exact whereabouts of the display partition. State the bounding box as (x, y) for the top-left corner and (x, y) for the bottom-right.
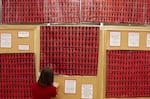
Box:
(99, 26), (150, 99)
(0, 25), (40, 99)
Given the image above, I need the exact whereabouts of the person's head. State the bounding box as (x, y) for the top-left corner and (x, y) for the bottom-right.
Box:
(38, 67), (54, 87)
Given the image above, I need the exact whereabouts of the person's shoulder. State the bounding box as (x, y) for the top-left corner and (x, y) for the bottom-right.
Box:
(48, 85), (56, 89)
(32, 82), (38, 87)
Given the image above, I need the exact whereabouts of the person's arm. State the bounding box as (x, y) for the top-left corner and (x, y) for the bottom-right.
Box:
(51, 82), (59, 97)
(51, 86), (57, 97)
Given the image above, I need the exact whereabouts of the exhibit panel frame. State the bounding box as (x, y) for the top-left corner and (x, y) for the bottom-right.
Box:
(99, 26), (150, 99)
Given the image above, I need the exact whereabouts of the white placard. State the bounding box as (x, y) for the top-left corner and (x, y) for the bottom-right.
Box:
(110, 32), (120, 46)
(18, 31), (29, 37)
(128, 32), (139, 47)
(147, 33), (150, 47)
(18, 45), (29, 50)
(81, 84), (93, 99)
(64, 80), (76, 94)
(0, 33), (11, 48)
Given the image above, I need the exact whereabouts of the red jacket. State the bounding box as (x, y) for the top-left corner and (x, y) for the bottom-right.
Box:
(32, 83), (57, 99)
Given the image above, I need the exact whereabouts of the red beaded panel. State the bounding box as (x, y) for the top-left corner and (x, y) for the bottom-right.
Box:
(106, 50), (150, 97)
(40, 26), (99, 76)
(0, 53), (36, 99)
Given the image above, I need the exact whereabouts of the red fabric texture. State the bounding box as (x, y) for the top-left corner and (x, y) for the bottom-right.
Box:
(32, 82), (57, 99)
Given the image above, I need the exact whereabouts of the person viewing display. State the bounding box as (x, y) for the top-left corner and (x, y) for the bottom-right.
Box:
(32, 67), (59, 99)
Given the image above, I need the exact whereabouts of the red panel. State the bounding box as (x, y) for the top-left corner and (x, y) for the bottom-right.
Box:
(0, 53), (36, 99)
(106, 50), (150, 98)
(40, 26), (99, 76)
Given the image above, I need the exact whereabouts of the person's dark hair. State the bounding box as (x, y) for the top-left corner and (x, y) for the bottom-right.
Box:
(38, 67), (54, 87)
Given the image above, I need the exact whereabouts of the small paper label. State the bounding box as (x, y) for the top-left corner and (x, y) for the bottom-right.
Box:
(18, 45), (29, 50)
(64, 80), (76, 94)
(18, 31), (29, 37)
(1, 33), (11, 48)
